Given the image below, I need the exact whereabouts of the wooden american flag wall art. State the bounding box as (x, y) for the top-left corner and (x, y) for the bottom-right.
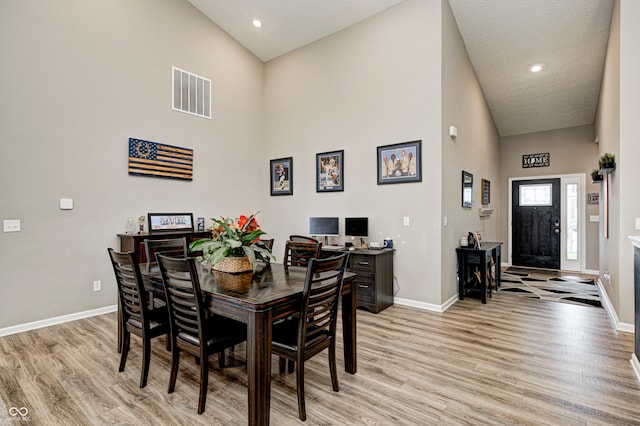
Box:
(128, 138), (193, 181)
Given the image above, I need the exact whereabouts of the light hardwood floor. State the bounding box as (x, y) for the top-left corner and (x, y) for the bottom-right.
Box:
(1, 290), (639, 425)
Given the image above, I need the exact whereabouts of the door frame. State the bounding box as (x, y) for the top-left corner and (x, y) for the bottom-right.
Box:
(508, 173), (586, 272)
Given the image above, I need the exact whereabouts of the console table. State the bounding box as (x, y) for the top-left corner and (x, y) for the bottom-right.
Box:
(117, 230), (210, 262)
(456, 241), (502, 304)
(322, 248), (394, 313)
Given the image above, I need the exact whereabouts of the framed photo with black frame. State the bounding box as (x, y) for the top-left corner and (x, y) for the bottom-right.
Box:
(377, 140), (422, 184)
(270, 157), (293, 196)
(316, 150), (344, 192)
(147, 213), (194, 232)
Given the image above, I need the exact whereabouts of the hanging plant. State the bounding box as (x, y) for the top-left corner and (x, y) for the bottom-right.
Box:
(591, 169), (603, 182)
(599, 152), (616, 169)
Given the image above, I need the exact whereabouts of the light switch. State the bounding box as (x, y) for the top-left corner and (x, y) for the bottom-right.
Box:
(60, 198), (73, 210)
(590, 215), (599, 223)
(403, 216), (410, 227)
(3, 219), (21, 232)
(636, 218), (640, 230)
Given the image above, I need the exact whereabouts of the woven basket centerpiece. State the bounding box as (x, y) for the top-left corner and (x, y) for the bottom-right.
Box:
(213, 256), (252, 274)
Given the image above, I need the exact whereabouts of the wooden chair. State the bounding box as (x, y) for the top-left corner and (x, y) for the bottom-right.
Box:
(107, 248), (169, 388)
(271, 252), (350, 421)
(143, 237), (187, 262)
(260, 238), (275, 250)
(156, 254), (247, 414)
(289, 235), (319, 243)
(283, 240), (322, 270)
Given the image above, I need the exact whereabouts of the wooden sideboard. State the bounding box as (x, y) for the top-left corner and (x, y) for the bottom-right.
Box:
(323, 248), (394, 313)
(117, 230), (210, 262)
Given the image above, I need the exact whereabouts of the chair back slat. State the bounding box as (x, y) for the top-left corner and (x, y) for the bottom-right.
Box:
(297, 253), (349, 351)
(144, 237), (188, 262)
(108, 249), (150, 326)
(156, 255), (206, 348)
(284, 240), (322, 269)
(289, 235), (319, 243)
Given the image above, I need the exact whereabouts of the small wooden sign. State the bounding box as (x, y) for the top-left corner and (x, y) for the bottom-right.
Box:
(522, 152), (550, 168)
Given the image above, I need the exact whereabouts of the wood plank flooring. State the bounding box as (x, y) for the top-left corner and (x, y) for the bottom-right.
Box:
(1, 290), (639, 425)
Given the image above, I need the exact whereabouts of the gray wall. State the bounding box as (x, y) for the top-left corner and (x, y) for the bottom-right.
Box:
(596, 0), (640, 327)
(500, 125), (599, 271)
(441, 0), (501, 303)
(0, 0), (265, 328)
(262, 0), (445, 306)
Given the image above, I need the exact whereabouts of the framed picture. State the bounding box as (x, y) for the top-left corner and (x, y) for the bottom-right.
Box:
(316, 150), (344, 192)
(270, 157), (293, 196)
(148, 213), (194, 232)
(377, 140), (422, 184)
(481, 179), (490, 205)
(462, 171), (473, 208)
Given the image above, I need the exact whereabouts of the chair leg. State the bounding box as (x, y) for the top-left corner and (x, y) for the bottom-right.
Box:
(295, 360), (306, 421)
(140, 334), (151, 388)
(329, 342), (339, 392)
(197, 354), (209, 414)
(118, 331), (130, 372)
(278, 357), (286, 374)
(218, 350), (226, 368)
(168, 347), (180, 394)
(288, 360), (294, 374)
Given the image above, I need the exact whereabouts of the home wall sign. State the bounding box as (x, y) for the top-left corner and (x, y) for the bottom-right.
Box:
(522, 152), (550, 168)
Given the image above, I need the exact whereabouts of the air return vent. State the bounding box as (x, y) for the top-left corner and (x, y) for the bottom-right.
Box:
(172, 66), (211, 119)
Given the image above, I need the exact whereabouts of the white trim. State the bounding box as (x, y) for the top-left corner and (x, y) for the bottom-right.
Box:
(394, 293), (458, 313)
(508, 173), (586, 272)
(631, 353), (640, 383)
(585, 269), (599, 275)
(0, 305), (117, 337)
(597, 278), (634, 333)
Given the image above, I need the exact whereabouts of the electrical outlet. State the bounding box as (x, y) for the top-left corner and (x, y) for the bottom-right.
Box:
(3, 219), (21, 232)
(93, 280), (102, 292)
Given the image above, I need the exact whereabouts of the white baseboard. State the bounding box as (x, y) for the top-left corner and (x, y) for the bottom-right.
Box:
(597, 279), (634, 333)
(632, 353), (640, 383)
(0, 305), (118, 337)
(394, 293), (458, 313)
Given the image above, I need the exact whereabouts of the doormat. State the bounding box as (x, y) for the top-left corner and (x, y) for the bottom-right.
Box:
(500, 270), (601, 308)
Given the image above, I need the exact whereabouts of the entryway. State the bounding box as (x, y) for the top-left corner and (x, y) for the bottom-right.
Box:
(508, 174), (586, 272)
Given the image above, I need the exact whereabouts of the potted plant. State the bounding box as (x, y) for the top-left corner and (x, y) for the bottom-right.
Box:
(591, 169), (603, 183)
(189, 212), (275, 273)
(599, 152), (616, 170)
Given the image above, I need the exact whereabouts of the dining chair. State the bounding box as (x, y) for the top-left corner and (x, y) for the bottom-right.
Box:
(259, 238), (275, 250)
(143, 237), (188, 262)
(289, 235), (319, 243)
(283, 240), (322, 270)
(107, 248), (170, 388)
(271, 252), (350, 421)
(156, 254), (247, 414)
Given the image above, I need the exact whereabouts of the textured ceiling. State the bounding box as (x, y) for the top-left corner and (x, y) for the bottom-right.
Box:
(448, 0), (614, 136)
(188, 0), (614, 137)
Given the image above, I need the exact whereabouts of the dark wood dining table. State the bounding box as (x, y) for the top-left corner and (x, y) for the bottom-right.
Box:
(140, 261), (357, 426)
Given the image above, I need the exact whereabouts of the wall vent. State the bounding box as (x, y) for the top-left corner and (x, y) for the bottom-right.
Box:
(172, 66), (211, 119)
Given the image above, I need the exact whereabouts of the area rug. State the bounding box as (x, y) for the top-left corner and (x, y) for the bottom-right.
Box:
(500, 269), (602, 308)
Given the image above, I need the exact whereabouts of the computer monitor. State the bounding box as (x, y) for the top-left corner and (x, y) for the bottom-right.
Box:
(309, 217), (339, 244)
(344, 217), (368, 237)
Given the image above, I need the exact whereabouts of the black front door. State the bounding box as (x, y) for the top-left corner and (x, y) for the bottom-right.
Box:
(512, 178), (561, 269)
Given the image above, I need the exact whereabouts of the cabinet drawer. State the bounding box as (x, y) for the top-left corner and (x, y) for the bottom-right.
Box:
(349, 255), (375, 274)
(355, 276), (375, 303)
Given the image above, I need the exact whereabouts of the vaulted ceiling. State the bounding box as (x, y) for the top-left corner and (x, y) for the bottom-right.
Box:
(187, 0), (614, 137)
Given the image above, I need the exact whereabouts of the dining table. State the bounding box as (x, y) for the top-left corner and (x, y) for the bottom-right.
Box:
(140, 261), (357, 426)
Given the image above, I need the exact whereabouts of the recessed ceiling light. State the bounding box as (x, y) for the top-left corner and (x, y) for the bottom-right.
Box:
(530, 64), (543, 73)
(252, 19), (262, 28)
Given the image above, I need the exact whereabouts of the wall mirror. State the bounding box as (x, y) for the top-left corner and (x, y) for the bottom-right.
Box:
(462, 171), (473, 208)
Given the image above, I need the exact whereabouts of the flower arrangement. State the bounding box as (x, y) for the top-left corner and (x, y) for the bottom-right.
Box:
(189, 212), (275, 273)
